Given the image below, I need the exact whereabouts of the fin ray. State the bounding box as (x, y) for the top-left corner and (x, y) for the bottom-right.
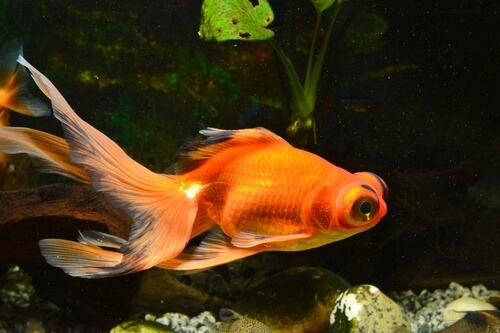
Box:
(0, 126), (89, 182)
(19, 57), (198, 275)
(0, 40), (51, 117)
(231, 230), (312, 248)
(175, 127), (289, 174)
(157, 228), (263, 273)
(77, 230), (126, 249)
(39, 239), (123, 278)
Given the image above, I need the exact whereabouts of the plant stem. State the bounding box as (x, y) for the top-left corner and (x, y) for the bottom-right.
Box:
(307, 0), (343, 104)
(268, 39), (310, 123)
(304, 10), (323, 94)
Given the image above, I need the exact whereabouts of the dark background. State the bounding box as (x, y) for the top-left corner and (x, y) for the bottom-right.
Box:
(0, 0), (498, 328)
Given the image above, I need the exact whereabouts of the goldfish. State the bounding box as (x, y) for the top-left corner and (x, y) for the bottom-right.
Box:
(0, 39), (51, 177)
(0, 56), (388, 278)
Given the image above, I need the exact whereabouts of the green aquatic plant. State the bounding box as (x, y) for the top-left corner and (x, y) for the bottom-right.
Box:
(199, 0), (275, 41)
(199, 0), (346, 141)
(199, 0), (395, 143)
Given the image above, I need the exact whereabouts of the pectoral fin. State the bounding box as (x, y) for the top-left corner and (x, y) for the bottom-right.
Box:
(231, 230), (312, 248)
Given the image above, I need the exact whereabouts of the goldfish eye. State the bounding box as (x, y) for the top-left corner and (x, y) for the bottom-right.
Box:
(351, 197), (379, 222)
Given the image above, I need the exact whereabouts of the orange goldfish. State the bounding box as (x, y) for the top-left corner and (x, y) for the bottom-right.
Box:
(0, 40), (51, 177)
(0, 57), (388, 278)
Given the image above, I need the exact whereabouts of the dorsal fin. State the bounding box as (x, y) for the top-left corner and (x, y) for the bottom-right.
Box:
(175, 127), (289, 174)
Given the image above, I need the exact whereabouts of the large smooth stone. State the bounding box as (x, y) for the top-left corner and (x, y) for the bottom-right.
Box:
(110, 320), (176, 333)
(330, 284), (411, 333)
(235, 266), (351, 333)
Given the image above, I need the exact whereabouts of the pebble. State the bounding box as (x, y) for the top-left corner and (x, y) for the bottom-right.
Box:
(0, 265), (38, 310)
(143, 309), (271, 333)
(145, 311), (215, 333)
(443, 297), (496, 325)
(391, 282), (500, 333)
(330, 284), (411, 332)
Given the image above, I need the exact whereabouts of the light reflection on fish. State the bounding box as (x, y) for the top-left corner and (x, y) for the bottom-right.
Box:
(0, 39), (51, 177)
(0, 57), (388, 278)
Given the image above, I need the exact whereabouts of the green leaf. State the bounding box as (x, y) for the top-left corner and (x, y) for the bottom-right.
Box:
(199, 0), (274, 41)
(310, 0), (336, 13)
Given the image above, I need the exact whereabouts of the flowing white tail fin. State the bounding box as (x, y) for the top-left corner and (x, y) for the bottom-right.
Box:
(17, 56), (199, 277)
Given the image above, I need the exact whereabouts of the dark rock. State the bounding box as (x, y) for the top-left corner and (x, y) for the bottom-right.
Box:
(132, 268), (232, 317)
(235, 266), (351, 333)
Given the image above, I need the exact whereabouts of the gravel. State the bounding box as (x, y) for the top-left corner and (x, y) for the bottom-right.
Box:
(391, 282), (499, 333)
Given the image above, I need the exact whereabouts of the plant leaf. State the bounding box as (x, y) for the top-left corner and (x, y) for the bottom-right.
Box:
(199, 0), (274, 41)
(310, 0), (336, 13)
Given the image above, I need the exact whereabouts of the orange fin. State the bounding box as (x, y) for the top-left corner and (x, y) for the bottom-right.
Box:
(0, 126), (90, 183)
(231, 230), (312, 248)
(19, 57), (199, 276)
(39, 239), (124, 278)
(175, 127), (289, 174)
(77, 230), (126, 249)
(157, 228), (264, 273)
(0, 40), (51, 117)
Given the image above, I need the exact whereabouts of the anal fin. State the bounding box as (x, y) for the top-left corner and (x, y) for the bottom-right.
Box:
(157, 228), (263, 274)
(39, 239), (123, 278)
(77, 230), (126, 249)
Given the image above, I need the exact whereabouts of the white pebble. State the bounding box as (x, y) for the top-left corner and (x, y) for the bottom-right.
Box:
(391, 282), (499, 332)
(443, 297), (497, 325)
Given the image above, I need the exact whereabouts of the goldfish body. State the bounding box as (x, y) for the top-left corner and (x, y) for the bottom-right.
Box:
(0, 40), (51, 177)
(0, 57), (388, 278)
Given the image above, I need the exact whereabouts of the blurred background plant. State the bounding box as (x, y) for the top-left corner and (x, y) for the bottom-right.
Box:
(1, 0), (417, 160)
(1, 2), (247, 172)
(198, 0), (416, 145)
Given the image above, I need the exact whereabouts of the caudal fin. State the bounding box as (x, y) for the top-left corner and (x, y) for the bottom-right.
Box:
(0, 126), (89, 183)
(18, 56), (199, 277)
(0, 39), (51, 117)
